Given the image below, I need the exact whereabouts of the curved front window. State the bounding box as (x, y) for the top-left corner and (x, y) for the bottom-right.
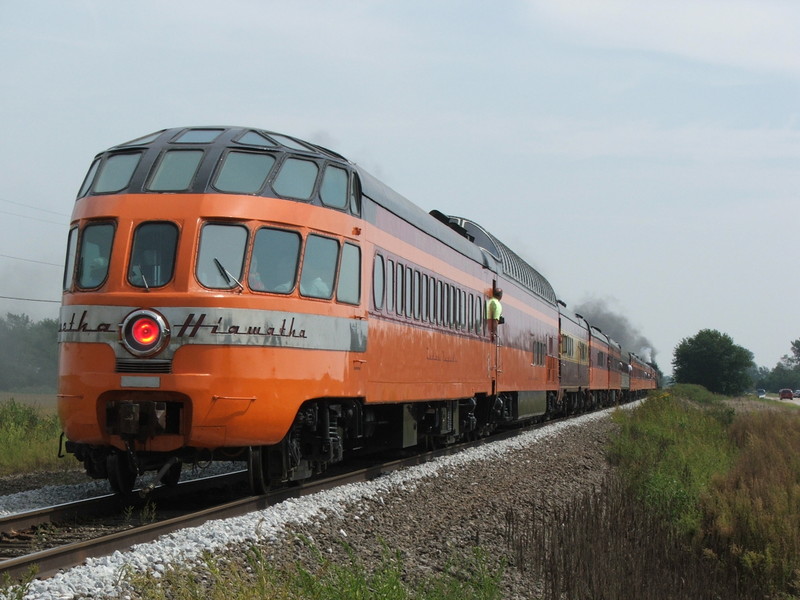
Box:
(196, 223), (247, 289)
(77, 222), (115, 288)
(299, 235), (338, 299)
(63, 227), (78, 290)
(77, 158), (101, 199)
(273, 158), (318, 200)
(249, 228), (300, 293)
(148, 150), (204, 191)
(128, 222), (179, 288)
(337, 243), (361, 305)
(214, 151), (276, 194)
(320, 165), (348, 209)
(94, 153), (141, 194)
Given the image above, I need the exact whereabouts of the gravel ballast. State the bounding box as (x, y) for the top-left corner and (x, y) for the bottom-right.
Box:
(1, 406), (631, 600)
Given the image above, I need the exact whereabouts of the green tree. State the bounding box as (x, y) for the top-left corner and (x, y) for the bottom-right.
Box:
(785, 338), (800, 367)
(672, 329), (754, 395)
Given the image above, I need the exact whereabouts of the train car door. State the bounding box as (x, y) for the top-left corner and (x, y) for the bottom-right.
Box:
(486, 286), (502, 395)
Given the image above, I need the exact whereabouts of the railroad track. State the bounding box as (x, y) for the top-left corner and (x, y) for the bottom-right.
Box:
(0, 415), (577, 583)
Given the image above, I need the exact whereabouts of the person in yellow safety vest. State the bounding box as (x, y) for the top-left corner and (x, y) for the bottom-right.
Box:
(487, 288), (503, 321)
(487, 288), (504, 339)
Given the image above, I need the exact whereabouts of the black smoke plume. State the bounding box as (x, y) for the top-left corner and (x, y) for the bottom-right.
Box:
(572, 298), (656, 364)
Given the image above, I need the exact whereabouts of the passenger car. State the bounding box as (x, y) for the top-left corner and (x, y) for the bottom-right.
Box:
(779, 388), (793, 400)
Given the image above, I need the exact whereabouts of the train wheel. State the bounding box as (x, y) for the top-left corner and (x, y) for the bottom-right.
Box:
(161, 460), (182, 487)
(107, 454), (137, 495)
(248, 446), (269, 495)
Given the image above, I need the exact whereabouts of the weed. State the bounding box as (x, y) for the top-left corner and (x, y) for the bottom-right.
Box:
(0, 565), (38, 600)
(0, 399), (67, 475)
(122, 538), (503, 600)
(140, 501), (157, 524)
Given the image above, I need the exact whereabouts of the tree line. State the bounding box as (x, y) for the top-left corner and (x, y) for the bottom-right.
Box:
(0, 313), (59, 392)
(673, 328), (800, 395)
(752, 339), (800, 392)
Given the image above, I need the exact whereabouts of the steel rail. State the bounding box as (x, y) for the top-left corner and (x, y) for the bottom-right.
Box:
(0, 417), (563, 582)
(0, 471), (247, 537)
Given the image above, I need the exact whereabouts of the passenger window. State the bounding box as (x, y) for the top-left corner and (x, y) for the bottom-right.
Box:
(63, 227), (78, 290)
(77, 158), (101, 198)
(94, 153), (142, 194)
(173, 129), (223, 143)
(337, 243), (361, 305)
(405, 267), (413, 318)
(273, 157), (319, 200)
(386, 259), (395, 312)
(373, 255), (385, 310)
(320, 165), (349, 209)
(450, 285), (457, 328)
(349, 176), (362, 216)
(413, 271), (421, 320)
(148, 150), (204, 191)
(437, 281), (444, 325)
(396, 264), (404, 316)
(237, 131), (278, 147)
(269, 133), (314, 152)
(441, 282), (447, 325)
(428, 277), (436, 322)
(300, 235), (338, 299)
(128, 222), (179, 288)
(196, 223), (247, 289)
(249, 228), (301, 293)
(421, 274), (428, 321)
(214, 152), (276, 194)
(77, 222), (115, 288)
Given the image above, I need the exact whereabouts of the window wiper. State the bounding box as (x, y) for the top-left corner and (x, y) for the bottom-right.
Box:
(132, 265), (150, 291)
(214, 258), (243, 291)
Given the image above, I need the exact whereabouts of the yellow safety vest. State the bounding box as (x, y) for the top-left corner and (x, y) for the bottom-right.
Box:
(486, 297), (502, 320)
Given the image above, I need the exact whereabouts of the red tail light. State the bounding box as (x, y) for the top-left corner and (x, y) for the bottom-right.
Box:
(121, 310), (170, 356)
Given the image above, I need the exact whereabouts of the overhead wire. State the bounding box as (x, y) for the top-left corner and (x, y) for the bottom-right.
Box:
(0, 196), (71, 218)
(0, 253), (62, 267)
(0, 199), (68, 306)
(0, 294), (60, 304)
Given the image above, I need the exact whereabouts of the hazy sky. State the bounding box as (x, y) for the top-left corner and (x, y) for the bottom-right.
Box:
(1, 1), (798, 374)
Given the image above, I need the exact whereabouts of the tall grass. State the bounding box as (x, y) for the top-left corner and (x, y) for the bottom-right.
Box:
(604, 386), (800, 598)
(0, 399), (66, 475)
(701, 411), (800, 595)
(607, 387), (736, 536)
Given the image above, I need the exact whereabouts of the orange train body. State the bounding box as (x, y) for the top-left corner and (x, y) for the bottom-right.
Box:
(58, 126), (657, 493)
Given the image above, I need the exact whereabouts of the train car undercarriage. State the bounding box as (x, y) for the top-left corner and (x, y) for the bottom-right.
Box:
(65, 392), (561, 495)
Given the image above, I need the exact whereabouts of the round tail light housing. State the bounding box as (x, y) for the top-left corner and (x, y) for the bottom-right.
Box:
(121, 310), (170, 357)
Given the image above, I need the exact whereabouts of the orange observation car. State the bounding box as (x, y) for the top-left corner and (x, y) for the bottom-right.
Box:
(58, 126), (657, 494)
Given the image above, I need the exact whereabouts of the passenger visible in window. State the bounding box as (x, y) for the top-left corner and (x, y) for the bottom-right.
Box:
(86, 257), (108, 287)
(249, 256), (266, 291)
(249, 256), (293, 293)
(299, 235), (337, 299)
(300, 260), (332, 298)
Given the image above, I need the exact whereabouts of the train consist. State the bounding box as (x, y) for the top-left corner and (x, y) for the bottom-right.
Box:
(57, 126), (657, 494)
